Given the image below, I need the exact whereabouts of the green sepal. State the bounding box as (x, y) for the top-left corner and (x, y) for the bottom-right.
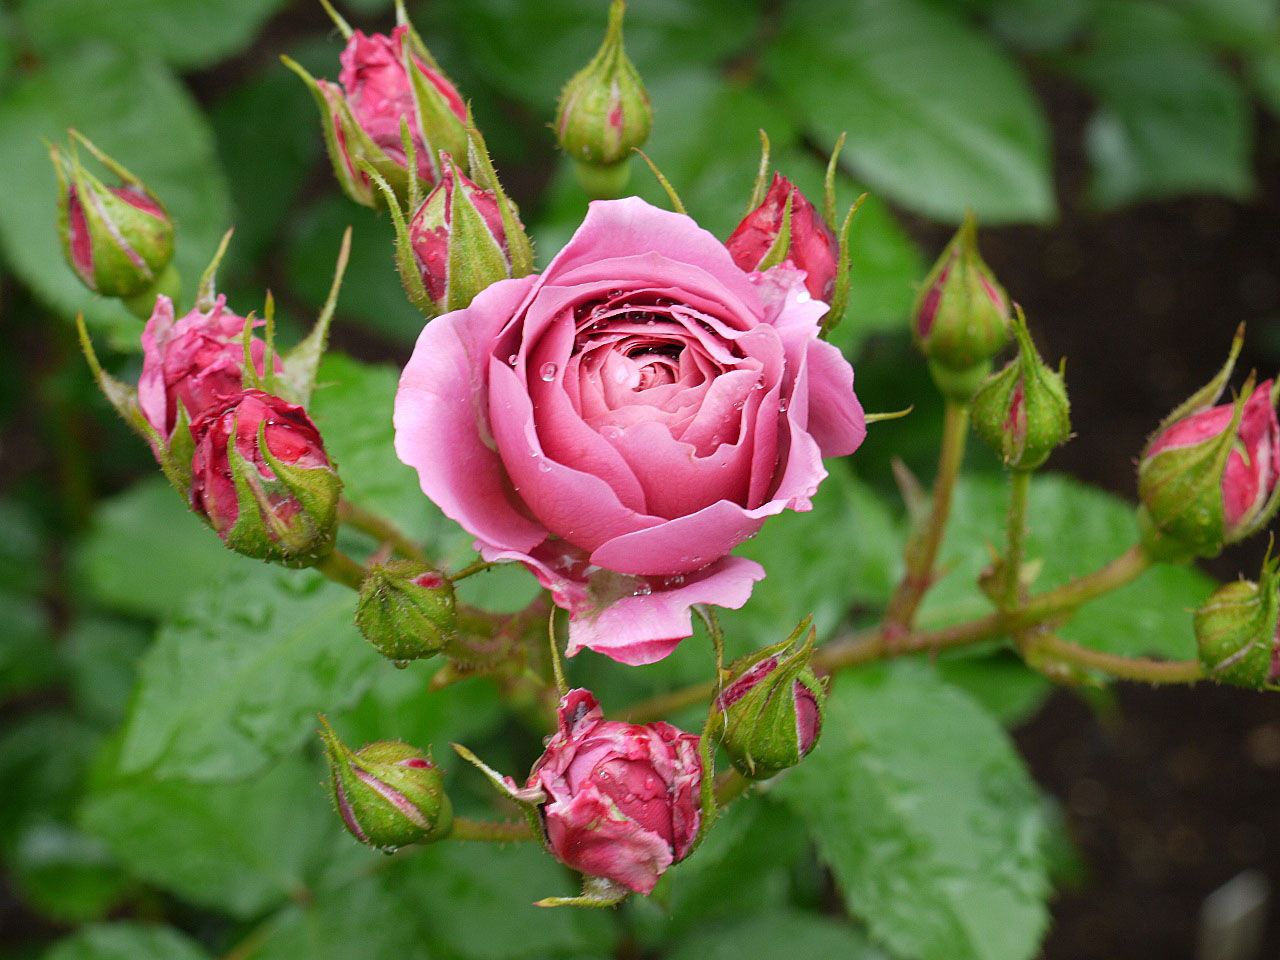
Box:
(319, 715), (453, 851)
(1142, 324), (1244, 453)
(450, 742), (547, 844)
(746, 129), (772, 214)
(971, 308), (1071, 471)
(394, 0), (444, 74)
(634, 150), (687, 216)
(1138, 376), (1253, 560)
(754, 192), (793, 273)
(443, 155), (512, 313)
(465, 110), (534, 277)
(535, 876), (630, 910)
(360, 159), (435, 316)
(279, 226), (352, 405)
(356, 559), (457, 662)
(1194, 543), (1280, 689)
(196, 228), (235, 312)
(821, 131), (847, 231)
(819, 191), (865, 338)
(403, 46), (468, 178)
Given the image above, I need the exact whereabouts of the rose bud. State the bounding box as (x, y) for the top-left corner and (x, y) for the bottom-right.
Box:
(318, 716), (452, 850)
(527, 689), (702, 895)
(971, 309), (1070, 472)
(189, 390), (342, 566)
(284, 19), (467, 208)
(49, 132), (176, 311)
(912, 213), (1012, 402)
(716, 619), (825, 780)
(555, 0), (652, 199)
(409, 155), (512, 314)
(1194, 548), (1279, 690)
(137, 294), (282, 445)
(725, 173), (838, 302)
(356, 560), (457, 663)
(1138, 331), (1280, 559)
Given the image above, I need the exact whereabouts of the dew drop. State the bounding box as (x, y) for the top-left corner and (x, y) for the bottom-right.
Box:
(778, 398), (789, 413)
(508, 353), (519, 366)
(540, 362), (558, 381)
(601, 425), (623, 440)
(732, 400), (744, 411)
(392, 659), (411, 670)
(796, 290), (811, 303)
(632, 582), (652, 597)
(666, 574), (685, 588)
(752, 381), (765, 391)
(538, 460), (552, 473)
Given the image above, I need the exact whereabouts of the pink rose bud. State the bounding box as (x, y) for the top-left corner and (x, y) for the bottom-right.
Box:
(1140, 371), (1280, 558)
(526, 689), (702, 895)
(318, 716), (452, 851)
(912, 214), (1012, 402)
(716, 619), (824, 779)
(725, 173), (838, 303)
(189, 389), (342, 566)
(49, 132), (176, 308)
(1195, 547), (1280, 690)
(971, 310), (1070, 472)
(554, 0), (652, 199)
(285, 21), (468, 208)
(355, 560), (457, 663)
(409, 156), (511, 313)
(137, 294), (282, 443)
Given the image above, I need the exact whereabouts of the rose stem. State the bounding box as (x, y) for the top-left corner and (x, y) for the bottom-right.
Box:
(1028, 633), (1203, 685)
(337, 498), (428, 563)
(448, 817), (535, 842)
(1001, 470), (1032, 611)
(314, 548), (368, 590)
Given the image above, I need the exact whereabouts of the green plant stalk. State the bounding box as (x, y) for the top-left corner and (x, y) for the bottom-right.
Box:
(315, 548), (368, 589)
(884, 401), (970, 629)
(625, 542), (1158, 723)
(448, 817), (535, 842)
(338, 498), (427, 562)
(1002, 469), (1031, 610)
(1030, 633), (1203, 684)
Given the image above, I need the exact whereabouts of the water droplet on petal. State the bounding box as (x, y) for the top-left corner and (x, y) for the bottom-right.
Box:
(540, 362), (558, 382)
(508, 353), (519, 366)
(632, 583), (652, 597)
(796, 290), (811, 303)
(778, 398), (789, 413)
(601, 425), (623, 440)
(538, 460), (552, 473)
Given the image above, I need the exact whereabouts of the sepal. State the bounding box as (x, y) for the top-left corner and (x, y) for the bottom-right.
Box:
(1194, 543), (1280, 689)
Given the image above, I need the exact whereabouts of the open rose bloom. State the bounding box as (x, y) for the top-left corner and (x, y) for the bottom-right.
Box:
(395, 197), (865, 664)
(526, 689), (702, 894)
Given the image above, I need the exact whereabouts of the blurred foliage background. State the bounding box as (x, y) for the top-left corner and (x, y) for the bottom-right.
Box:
(1, 1), (1279, 958)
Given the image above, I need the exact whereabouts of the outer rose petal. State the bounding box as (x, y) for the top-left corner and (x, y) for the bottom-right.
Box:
(137, 295), (176, 435)
(394, 276), (546, 552)
(805, 337), (867, 457)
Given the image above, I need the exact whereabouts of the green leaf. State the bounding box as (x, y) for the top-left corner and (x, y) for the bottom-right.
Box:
(0, 47), (232, 345)
(117, 566), (384, 780)
(9, 821), (129, 924)
(43, 924), (210, 960)
(765, 0), (1054, 224)
(777, 661), (1050, 960)
(920, 473), (1216, 659)
(1063, 1), (1253, 207)
(73, 477), (242, 620)
(82, 744), (348, 917)
(61, 617), (151, 727)
(1250, 46), (1280, 118)
(665, 911), (888, 960)
(0, 590), (57, 700)
(18, 0), (289, 69)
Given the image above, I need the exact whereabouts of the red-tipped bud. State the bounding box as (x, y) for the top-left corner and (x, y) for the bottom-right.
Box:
(355, 560), (457, 662)
(1195, 548), (1280, 690)
(526, 689), (702, 895)
(725, 173), (838, 302)
(189, 390), (341, 566)
(409, 157), (512, 313)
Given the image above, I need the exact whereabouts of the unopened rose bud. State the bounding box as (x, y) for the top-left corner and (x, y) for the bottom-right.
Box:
(285, 21), (467, 208)
(318, 716), (452, 850)
(1194, 550), (1279, 689)
(716, 619), (824, 779)
(725, 173), (838, 302)
(527, 689), (701, 895)
(50, 132), (176, 308)
(1138, 332), (1280, 559)
(972, 310), (1070, 471)
(555, 0), (652, 199)
(138, 294), (282, 445)
(409, 156), (512, 313)
(913, 214), (1012, 402)
(356, 560), (457, 662)
(189, 390), (341, 566)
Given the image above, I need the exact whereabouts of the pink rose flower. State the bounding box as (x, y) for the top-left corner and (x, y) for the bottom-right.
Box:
(527, 689), (702, 894)
(138, 295), (280, 441)
(395, 198), (866, 664)
(725, 173), (838, 302)
(1146, 378), (1280, 538)
(337, 26), (465, 183)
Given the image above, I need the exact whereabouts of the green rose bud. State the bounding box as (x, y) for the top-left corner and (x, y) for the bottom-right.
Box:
(318, 715), (452, 851)
(913, 213), (1012, 403)
(356, 560), (457, 663)
(715, 619), (825, 780)
(554, 0), (652, 199)
(1194, 548), (1279, 690)
(972, 309), (1071, 471)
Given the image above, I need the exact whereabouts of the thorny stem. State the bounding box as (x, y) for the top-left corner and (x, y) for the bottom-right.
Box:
(883, 401), (970, 629)
(1029, 633), (1204, 685)
(315, 548), (367, 590)
(624, 543), (1161, 724)
(449, 817), (535, 842)
(1001, 470), (1032, 611)
(338, 498), (427, 563)
(451, 558), (499, 582)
